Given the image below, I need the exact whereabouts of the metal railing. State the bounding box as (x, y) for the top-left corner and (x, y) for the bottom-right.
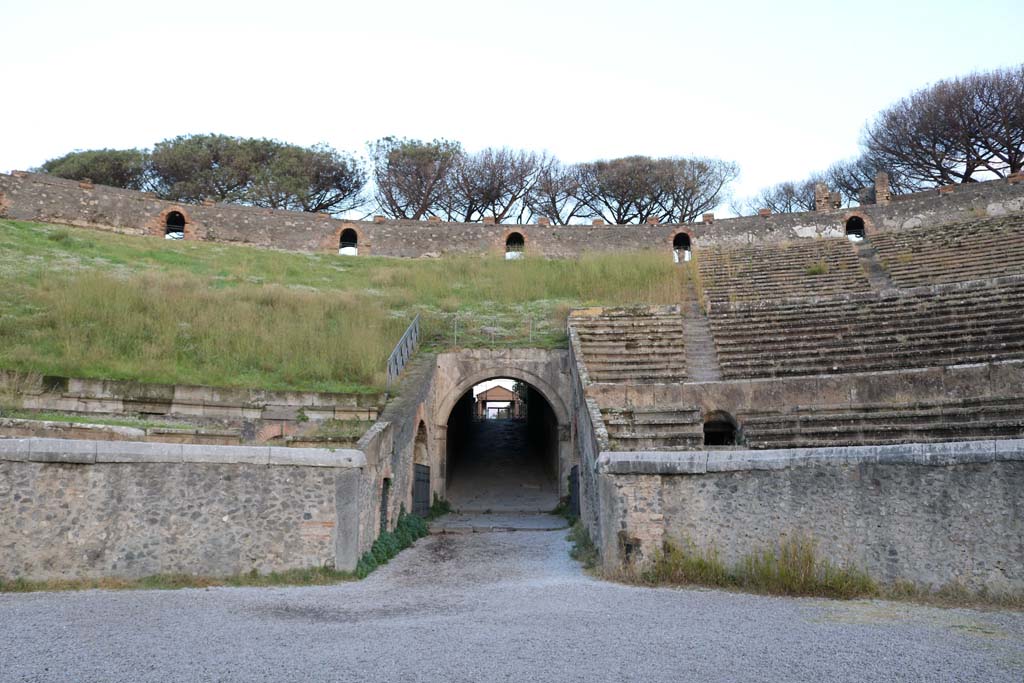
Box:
(386, 313), (421, 391)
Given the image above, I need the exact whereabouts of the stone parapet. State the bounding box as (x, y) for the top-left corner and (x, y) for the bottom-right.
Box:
(0, 437), (366, 468)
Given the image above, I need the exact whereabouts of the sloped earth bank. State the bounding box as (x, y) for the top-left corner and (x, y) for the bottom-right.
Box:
(1, 517), (1022, 682)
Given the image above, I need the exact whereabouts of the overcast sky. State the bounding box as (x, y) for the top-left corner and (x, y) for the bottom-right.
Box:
(2, 0), (1021, 204)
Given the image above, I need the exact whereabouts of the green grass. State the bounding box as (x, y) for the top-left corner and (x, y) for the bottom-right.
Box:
(0, 219), (686, 393)
(306, 419), (373, 441)
(804, 259), (830, 276)
(0, 408), (188, 431)
(0, 565), (356, 593)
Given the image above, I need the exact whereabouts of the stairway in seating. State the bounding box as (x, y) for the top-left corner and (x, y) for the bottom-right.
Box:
(570, 306), (687, 383)
(853, 236), (895, 291)
(680, 277), (722, 382)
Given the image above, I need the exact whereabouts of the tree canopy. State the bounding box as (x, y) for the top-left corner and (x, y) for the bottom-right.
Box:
(38, 135), (367, 216)
(39, 149), (150, 191)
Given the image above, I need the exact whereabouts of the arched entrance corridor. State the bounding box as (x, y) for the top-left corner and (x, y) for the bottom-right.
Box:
(443, 377), (561, 513)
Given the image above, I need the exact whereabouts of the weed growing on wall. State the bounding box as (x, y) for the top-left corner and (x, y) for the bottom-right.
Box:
(567, 521), (599, 570)
(425, 494), (452, 521)
(355, 509), (429, 578)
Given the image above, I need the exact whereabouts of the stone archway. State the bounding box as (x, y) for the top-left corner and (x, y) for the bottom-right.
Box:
(430, 349), (572, 501)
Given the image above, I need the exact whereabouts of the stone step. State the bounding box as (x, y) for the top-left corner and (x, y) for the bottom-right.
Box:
(718, 352), (1024, 379)
(589, 370), (688, 382)
(608, 434), (704, 450)
(716, 339), (1024, 368)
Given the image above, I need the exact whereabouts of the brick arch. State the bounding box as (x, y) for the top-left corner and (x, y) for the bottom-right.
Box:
(841, 210), (875, 236)
(330, 223), (368, 254)
(502, 228), (527, 253)
(669, 228), (694, 249)
(152, 207), (195, 240)
(437, 367), (568, 428)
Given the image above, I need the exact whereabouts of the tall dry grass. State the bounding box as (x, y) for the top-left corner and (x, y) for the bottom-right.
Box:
(1, 271), (402, 392)
(0, 220), (690, 392)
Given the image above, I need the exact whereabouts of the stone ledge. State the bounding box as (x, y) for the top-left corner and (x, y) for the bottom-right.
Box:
(596, 439), (1024, 475)
(0, 438), (366, 468)
(598, 451), (708, 474)
(268, 447), (365, 468)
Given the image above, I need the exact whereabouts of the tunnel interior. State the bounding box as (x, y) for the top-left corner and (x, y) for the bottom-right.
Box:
(444, 378), (559, 513)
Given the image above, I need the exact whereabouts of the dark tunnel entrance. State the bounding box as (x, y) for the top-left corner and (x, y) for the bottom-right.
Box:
(444, 378), (560, 513)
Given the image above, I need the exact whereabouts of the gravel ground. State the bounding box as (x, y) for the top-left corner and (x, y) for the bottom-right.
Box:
(2, 516), (1022, 683)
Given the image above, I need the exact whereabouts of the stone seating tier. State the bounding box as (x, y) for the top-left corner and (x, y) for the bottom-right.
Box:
(709, 278), (1024, 379)
(871, 214), (1024, 288)
(601, 406), (703, 451)
(739, 396), (1024, 449)
(571, 308), (688, 383)
(698, 238), (869, 304)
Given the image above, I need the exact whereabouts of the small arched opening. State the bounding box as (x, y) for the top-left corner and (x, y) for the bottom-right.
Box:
(165, 211), (186, 240)
(339, 228), (358, 256)
(703, 411), (739, 447)
(845, 216), (866, 242)
(505, 232), (525, 260)
(444, 377), (558, 511)
(412, 422), (431, 517)
(673, 232), (692, 263)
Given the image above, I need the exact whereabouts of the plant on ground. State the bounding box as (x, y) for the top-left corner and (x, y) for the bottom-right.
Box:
(804, 259), (829, 276)
(639, 535), (876, 600)
(567, 521), (599, 570)
(0, 565), (356, 593)
(425, 494), (452, 521)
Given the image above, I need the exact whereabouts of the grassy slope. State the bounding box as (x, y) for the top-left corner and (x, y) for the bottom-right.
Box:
(0, 219), (687, 393)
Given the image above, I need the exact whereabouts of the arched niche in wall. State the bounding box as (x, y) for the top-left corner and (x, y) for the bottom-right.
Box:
(162, 209), (189, 240)
(672, 231), (692, 263)
(703, 410), (740, 446)
(505, 231), (525, 260)
(339, 227), (359, 255)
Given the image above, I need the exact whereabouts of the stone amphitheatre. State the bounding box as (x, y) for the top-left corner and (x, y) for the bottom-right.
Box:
(1, 166), (1023, 605)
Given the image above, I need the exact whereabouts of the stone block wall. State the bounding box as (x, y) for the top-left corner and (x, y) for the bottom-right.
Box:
(0, 439), (364, 580)
(593, 441), (1024, 592)
(4, 171), (1024, 258)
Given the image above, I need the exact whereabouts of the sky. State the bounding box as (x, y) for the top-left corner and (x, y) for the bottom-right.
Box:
(2, 0), (1021, 204)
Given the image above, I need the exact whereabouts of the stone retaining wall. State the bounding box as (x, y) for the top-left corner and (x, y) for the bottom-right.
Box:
(593, 440), (1024, 592)
(3, 372), (380, 423)
(0, 438), (365, 580)
(4, 171), (1024, 257)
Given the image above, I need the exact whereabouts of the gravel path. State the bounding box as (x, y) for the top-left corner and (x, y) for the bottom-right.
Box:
(2, 516), (1022, 682)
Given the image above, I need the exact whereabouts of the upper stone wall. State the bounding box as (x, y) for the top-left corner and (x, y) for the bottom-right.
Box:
(2, 171), (1023, 257)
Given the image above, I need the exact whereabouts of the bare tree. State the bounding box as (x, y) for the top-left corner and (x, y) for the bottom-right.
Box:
(444, 148), (547, 223)
(747, 178), (820, 214)
(574, 156), (666, 224)
(862, 64), (1024, 186)
(826, 155), (921, 205)
(369, 137), (462, 219)
(571, 156), (738, 225)
(655, 157), (740, 223)
(525, 159), (587, 225)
